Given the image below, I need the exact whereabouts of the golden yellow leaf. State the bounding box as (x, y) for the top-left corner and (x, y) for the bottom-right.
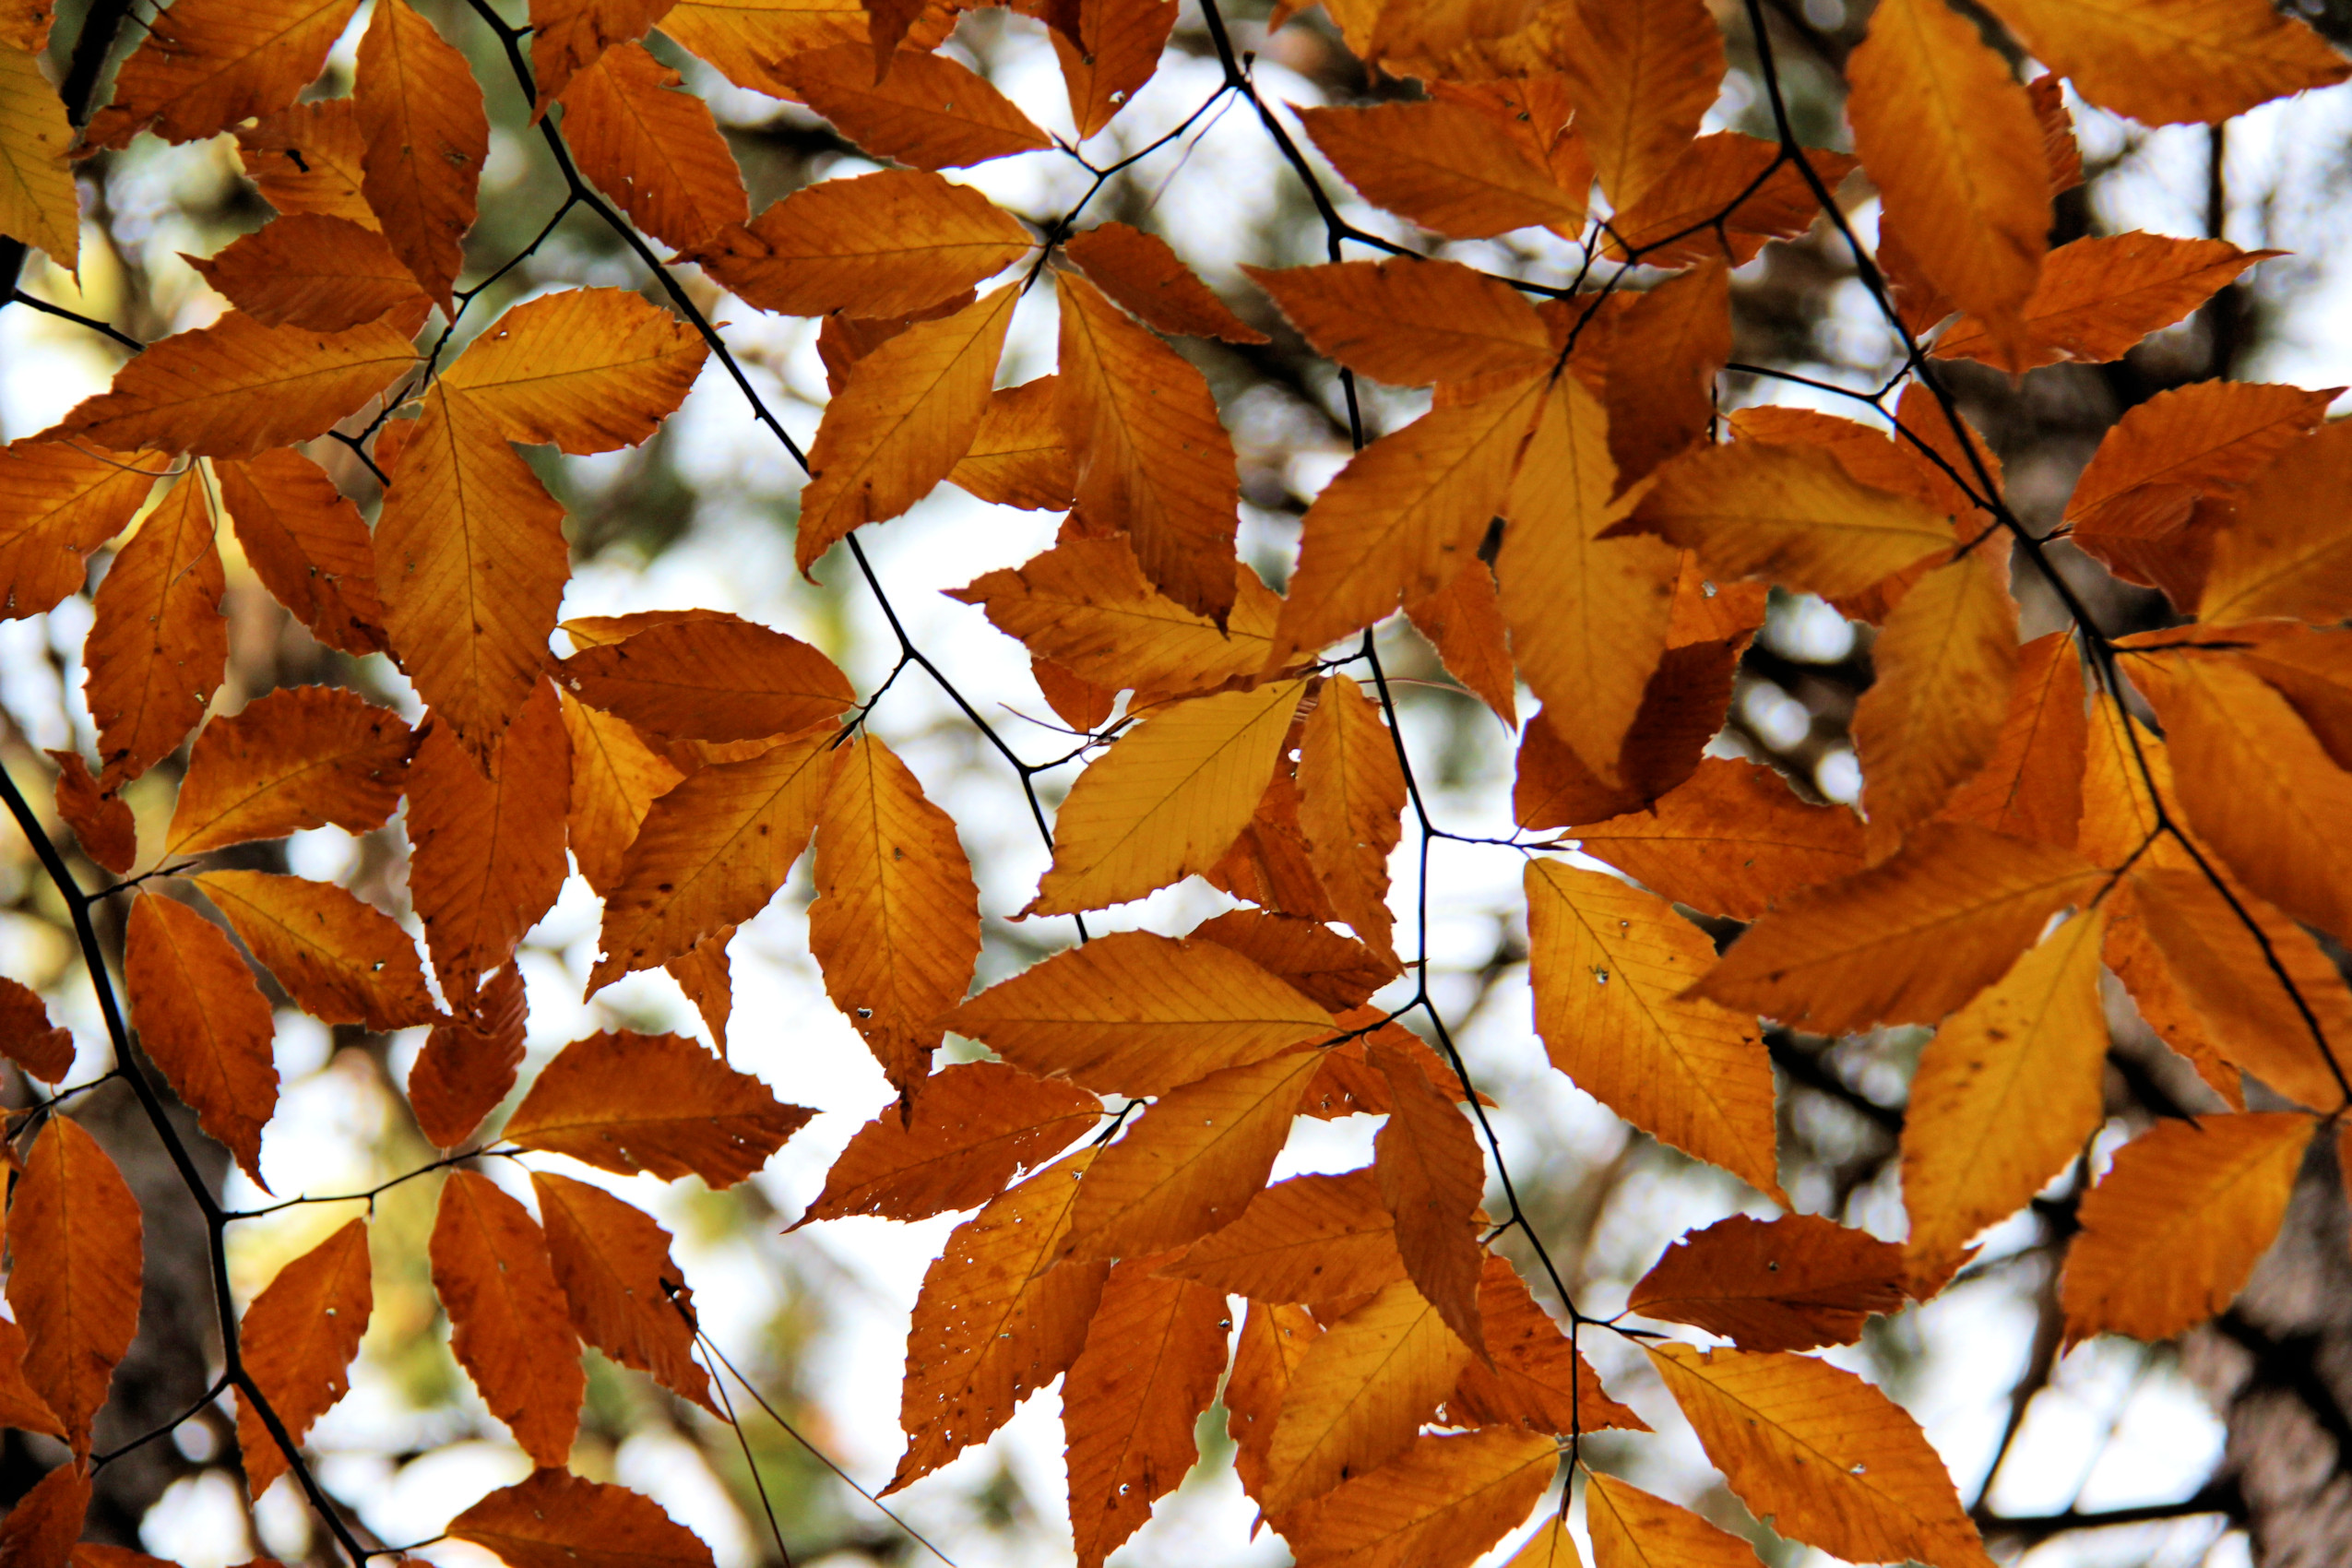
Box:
(1937, 629), (2086, 847)
(1980, 0), (2347, 125)
(2201, 419), (2352, 624)
(1556, 0), (1721, 210)
(191, 870), (438, 1031)
(1277, 1426), (1559, 1568)
(1851, 549), (2019, 842)
(1229, 1301), (1320, 1509)
(441, 287), (707, 453)
(559, 41), (749, 253)
(558, 691), (681, 896)
(82, 0), (358, 150)
(1402, 561), (1519, 726)
(356, 0), (488, 310)
(1584, 1471), (1763, 1568)
(1028, 678), (1307, 915)
(1370, 1040), (1486, 1354)
(1298, 676), (1406, 964)
(2060, 1112), (2316, 1345)
(784, 42), (1051, 169)
(948, 376), (1075, 510)
(1158, 1169), (1407, 1303)
(1051, 0), (1174, 139)
(166, 684), (413, 856)
(0, 42), (77, 270)
(1646, 1345), (1994, 1568)
(558, 615), (853, 742)
(1298, 100), (1586, 239)
(1569, 759), (1864, 921)
(1245, 258), (1552, 385)
(1263, 1276), (1473, 1515)
(1526, 859), (1784, 1200)
(81, 473), (225, 789)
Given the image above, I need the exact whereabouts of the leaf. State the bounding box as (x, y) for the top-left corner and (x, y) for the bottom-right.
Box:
(795, 1061), (1099, 1225)
(1847, 0), (2048, 358)
(796, 282), (1016, 570)
(234, 100), (376, 230)
(1246, 258), (1551, 386)
(588, 726), (835, 990)
(165, 684), (414, 856)
(559, 690), (682, 895)
(49, 751), (135, 875)
(1626, 1214), (1906, 1353)
(1447, 1253), (1646, 1436)
(0, 1460), (89, 1568)
(1057, 270), (1243, 624)
(1584, 1471), (1764, 1568)
(1931, 233), (2275, 374)
(0, 976), (72, 1082)
(441, 287), (707, 452)
(687, 169), (1031, 318)
(1851, 549), (2019, 842)
(558, 41), (749, 252)
(1604, 261), (1731, 487)
(1646, 1345), (1995, 1568)
(237, 1218), (372, 1498)
(1368, 1039), (1485, 1354)
(1691, 820), (2104, 1035)
(2065, 381), (2334, 540)
(1158, 1168), (1406, 1303)
(664, 926), (732, 1051)
(658, 0), (872, 93)
(505, 1029), (813, 1184)
(948, 376), (1075, 509)
(1496, 1514), (1582, 1568)
(1277, 1427), (1558, 1568)
(0, 42), (77, 270)
(558, 616), (854, 742)
(1298, 101), (1586, 239)
(1206, 758), (1340, 921)
(1901, 908), (2110, 1277)
(407, 680), (570, 1003)
(1555, 0), (1721, 210)
(82, 0), (359, 149)
(1603, 134), (1856, 267)
(429, 1170), (583, 1467)
(1627, 439), (1954, 600)
(2201, 418), (2352, 624)
(191, 870), (438, 1031)
(82, 474), (226, 789)
(530, 1171), (715, 1414)
(0, 438), (163, 621)
(0, 1313), (64, 1441)
(1299, 676), (1406, 964)
(1051, 0), (1174, 139)
(1229, 1301), (1319, 1509)
(374, 386), (571, 766)
(1063, 222), (1266, 346)
(1263, 1276), (1473, 1514)
(1526, 860), (1784, 1201)
(2060, 1112), (2317, 1346)
(1496, 378), (1679, 784)
(409, 962), (529, 1149)
(889, 1150), (1110, 1491)
(1979, 0), (2348, 125)
(1274, 374), (1545, 665)
(7, 1118), (140, 1455)
(186, 214), (427, 334)
(783, 42), (1051, 168)
(1062, 1261), (1230, 1567)
(809, 734), (982, 1093)
(1028, 679), (1308, 915)
(449, 1467), (717, 1568)
(1402, 563), (1518, 727)
(123, 894), (278, 1187)
(214, 449), (388, 658)
(1937, 629), (2086, 847)
(357, 0), (489, 309)
(1568, 759), (1864, 921)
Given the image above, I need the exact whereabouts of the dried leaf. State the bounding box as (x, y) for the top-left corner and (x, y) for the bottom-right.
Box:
(48, 751), (134, 875)
(124, 894), (278, 1186)
(1247, 258), (1550, 385)
(215, 450), (389, 656)
(558, 41), (749, 252)
(191, 869), (438, 1031)
(410, 962), (529, 1149)
(531, 1171), (716, 1413)
(949, 376), (1076, 509)
(357, 0), (489, 309)
(0, 439), (163, 621)
(1159, 1168), (1406, 1303)
(0, 42), (75, 270)
(82, 474), (226, 788)
(166, 684), (413, 856)
(1263, 1276), (1472, 1514)
(6, 1118), (141, 1455)
(450, 1467), (716, 1568)
(1627, 1214), (1906, 1352)
(1298, 675), (1405, 964)
(1277, 1426), (1558, 1568)
(784, 42), (1051, 168)
(559, 616), (854, 742)
(429, 1170), (583, 1467)
(237, 1218), (372, 1497)
(1298, 101), (1585, 239)
(505, 1029), (813, 1185)
(1051, 0), (1174, 139)
(1402, 563), (1519, 726)
(84, 0), (359, 149)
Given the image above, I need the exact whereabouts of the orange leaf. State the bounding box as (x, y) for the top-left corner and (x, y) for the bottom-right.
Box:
(948, 376), (1075, 510)
(1448, 1253), (1646, 1435)
(807, 734), (981, 1092)
(0, 1459), (89, 1568)
(1051, 0), (1173, 139)
(1848, 0), (2047, 358)
(1851, 549), (2019, 843)
(1068, 222), (1268, 344)
(504, 1029), (813, 1185)
(1063, 1260), (1230, 1567)
(1980, 0), (2347, 125)
(943, 928), (1334, 1095)
(165, 684), (413, 856)
(558, 690), (682, 896)
(889, 1150), (1110, 1491)
(1692, 820), (2103, 1035)
(0, 976), (72, 1082)
(1228, 1301), (1319, 1509)
(6, 1118), (141, 1455)
(82, 0), (358, 149)
(430, 1170), (583, 1467)
(1647, 1345), (1994, 1568)
(1569, 759), (1863, 921)
(1402, 563), (1519, 727)
(559, 616), (853, 742)
(48, 751), (135, 875)
(1902, 908), (2110, 1278)
(215, 450), (390, 657)
(529, 0), (677, 106)
(1603, 133), (1856, 267)
(234, 99), (376, 230)
(442, 288), (707, 453)
(531, 1170), (716, 1413)
(357, 0), (489, 309)
(2061, 1112), (2316, 1346)
(1526, 860), (1784, 1201)
(796, 281), (1016, 570)
(658, 0), (873, 94)
(588, 725), (835, 990)
(663, 922), (732, 1044)
(1275, 373), (1545, 664)
(185, 214), (427, 334)
(1246, 258), (1550, 385)
(796, 1061), (1099, 1225)
(1604, 260), (1731, 487)
(1057, 270), (1243, 624)
(1627, 1213), (1905, 1352)
(237, 1218), (372, 1497)
(1298, 100), (1585, 239)
(1158, 1168), (1406, 1303)
(558, 41), (749, 252)
(409, 962), (528, 1149)
(82, 473), (225, 789)
(1931, 233), (2275, 374)
(0, 438), (163, 622)
(1557, 0), (1721, 211)
(1371, 1039), (1486, 1355)
(1028, 679), (1308, 915)
(1584, 1470), (1764, 1568)
(2066, 381), (2333, 539)
(1263, 1276), (1472, 1515)
(450, 1467), (716, 1568)
(1277, 1426), (1557, 1568)
(688, 169), (1030, 318)
(1, 42), (77, 272)
(190, 869), (438, 1031)
(124, 894), (278, 1186)
(784, 42), (1051, 168)
(1937, 629), (2086, 847)
(0, 1312), (64, 1443)
(1298, 675), (1406, 964)
(2201, 418), (2352, 624)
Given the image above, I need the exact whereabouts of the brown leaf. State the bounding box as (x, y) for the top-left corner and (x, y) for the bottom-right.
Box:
(1051, 0), (1173, 138)
(186, 214), (427, 333)
(784, 42), (1051, 169)
(190, 870), (438, 1031)
(1298, 100), (1585, 239)
(504, 1029), (814, 1186)
(558, 690), (682, 896)
(235, 100), (376, 230)
(1448, 1253), (1646, 1435)
(1937, 629), (2086, 848)
(529, 0), (677, 103)
(558, 42), (749, 252)
(0, 1460), (89, 1568)
(0, 977), (72, 1083)
(1228, 1301), (1318, 1509)
(1604, 134), (1856, 267)
(430, 1170), (583, 1467)
(531, 1171), (716, 1414)
(1189, 909), (1400, 1012)
(409, 962), (529, 1149)
(238, 1218), (372, 1497)
(796, 1061), (1099, 1226)
(214, 450), (389, 657)
(1276, 1426), (1558, 1568)
(82, 474), (226, 789)
(6, 1118), (141, 1455)
(1158, 1168), (1407, 1304)
(1931, 233), (2276, 375)
(165, 684), (414, 857)
(1371, 1039), (1485, 1355)
(0, 439), (164, 622)
(124, 894), (278, 1186)
(1628, 1214), (1905, 1352)
(0, 1313), (65, 1442)
(83, 0), (359, 148)
(1069, 222), (1268, 344)
(1247, 258), (1548, 385)
(1402, 562), (1519, 727)
(450, 1467), (717, 1568)
(559, 616), (854, 742)
(48, 751), (134, 875)
(357, 0), (489, 309)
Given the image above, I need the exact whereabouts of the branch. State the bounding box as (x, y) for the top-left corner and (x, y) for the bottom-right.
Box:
(1976, 1481), (2244, 1545)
